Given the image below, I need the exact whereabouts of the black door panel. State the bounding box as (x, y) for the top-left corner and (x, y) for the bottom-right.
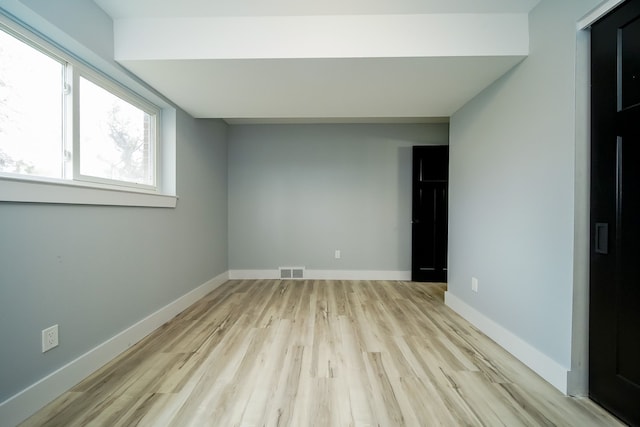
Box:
(590, 1), (640, 424)
(411, 146), (448, 282)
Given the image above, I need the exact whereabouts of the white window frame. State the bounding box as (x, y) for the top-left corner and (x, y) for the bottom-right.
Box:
(74, 70), (160, 191)
(0, 14), (177, 208)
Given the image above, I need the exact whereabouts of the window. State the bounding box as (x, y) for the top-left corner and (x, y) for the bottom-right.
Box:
(78, 76), (157, 188)
(0, 20), (165, 198)
(0, 29), (64, 179)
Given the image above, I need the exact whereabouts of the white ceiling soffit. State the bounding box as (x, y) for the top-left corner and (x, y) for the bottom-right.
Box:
(95, 0), (540, 18)
(122, 56), (525, 119)
(94, 1), (535, 121)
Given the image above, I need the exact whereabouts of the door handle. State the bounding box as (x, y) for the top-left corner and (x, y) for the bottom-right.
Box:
(595, 222), (608, 254)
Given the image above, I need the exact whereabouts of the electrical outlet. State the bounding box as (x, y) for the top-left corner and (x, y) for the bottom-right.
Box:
(42, 325), (59, 353)
(471, 277), (479, 293)
(335, 249), (341, 259)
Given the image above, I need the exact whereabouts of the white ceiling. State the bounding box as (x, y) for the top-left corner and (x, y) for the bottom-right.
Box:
(94, 0), (540, 122)
(95, 0), (540, 17)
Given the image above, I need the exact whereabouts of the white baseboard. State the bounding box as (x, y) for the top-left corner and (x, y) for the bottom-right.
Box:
(0, 271), (229, 427)
(444, 291), (569, 394)
(228, 269), (280, 280)
(228, 269), (411, 281)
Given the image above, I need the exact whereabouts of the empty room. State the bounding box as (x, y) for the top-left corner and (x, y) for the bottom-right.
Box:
(1, 0), (638, 426)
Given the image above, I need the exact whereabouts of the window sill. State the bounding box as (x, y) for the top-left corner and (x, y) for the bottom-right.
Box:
(0, 176), (177, 208)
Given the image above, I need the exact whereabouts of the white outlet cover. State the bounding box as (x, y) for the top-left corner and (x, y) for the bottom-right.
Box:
(335, 250), (341, 259)
(42, 324), (59, 353)
(471, 277), (479, 292)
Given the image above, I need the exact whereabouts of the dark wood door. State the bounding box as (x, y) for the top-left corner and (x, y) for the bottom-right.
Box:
(412, 146), (448, 282)
(590, 1), (640, 424)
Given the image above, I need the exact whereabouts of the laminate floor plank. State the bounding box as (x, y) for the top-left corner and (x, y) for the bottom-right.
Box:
(20, 280), (625, 427)
(362, 352), (405, 426)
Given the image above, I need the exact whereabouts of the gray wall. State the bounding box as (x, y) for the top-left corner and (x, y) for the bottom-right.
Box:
(228, 124), (448, 271)
(0, 114), (228, 403)
(448, 0), (599, 374)
(0, 1), (229, 403)
(14, 0), (114, 63)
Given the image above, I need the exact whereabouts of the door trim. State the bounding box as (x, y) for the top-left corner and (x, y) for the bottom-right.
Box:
(567, 22), (594, 397)
(578, 0), (626, 29)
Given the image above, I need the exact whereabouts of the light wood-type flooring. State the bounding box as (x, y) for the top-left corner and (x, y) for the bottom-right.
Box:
(21, 280), (623, 426)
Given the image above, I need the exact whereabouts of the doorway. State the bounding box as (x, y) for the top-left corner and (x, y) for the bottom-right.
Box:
(589, 0), (640, 424)
(411, 145), (448, 282)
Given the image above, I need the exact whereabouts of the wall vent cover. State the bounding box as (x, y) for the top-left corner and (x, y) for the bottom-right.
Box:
(279, 267), (305, 279)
